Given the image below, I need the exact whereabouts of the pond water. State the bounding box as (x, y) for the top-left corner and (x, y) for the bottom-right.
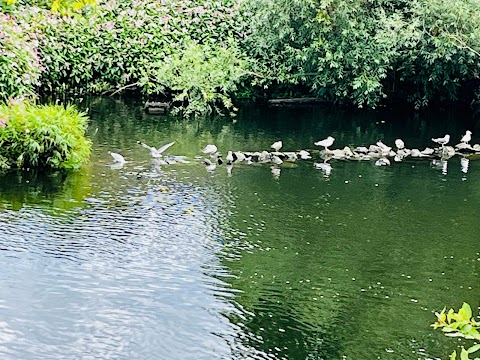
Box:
(1, 98), (479, 360)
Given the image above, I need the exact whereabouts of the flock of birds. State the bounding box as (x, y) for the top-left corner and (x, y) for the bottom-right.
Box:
(108, 130), (478, 177)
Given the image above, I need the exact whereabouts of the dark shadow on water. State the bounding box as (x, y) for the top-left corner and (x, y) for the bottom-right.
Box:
(0, 168), (90, 211)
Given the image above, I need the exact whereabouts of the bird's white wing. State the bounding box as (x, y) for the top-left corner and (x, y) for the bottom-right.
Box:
(157, 141), (175, 155)
(140, 142), (155, 151)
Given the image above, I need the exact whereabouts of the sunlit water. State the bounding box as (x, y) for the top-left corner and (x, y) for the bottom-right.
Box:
(1, 98), (479, 359)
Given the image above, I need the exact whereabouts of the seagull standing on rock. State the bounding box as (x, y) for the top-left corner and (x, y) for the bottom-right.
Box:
(376, 141), (392, 154)
(314, 136), (335, 151)
(461, 130), (472, 144)
(271, 141), (283, 152)
(432, 134), (450, 147)
(395, 139), (405, 150)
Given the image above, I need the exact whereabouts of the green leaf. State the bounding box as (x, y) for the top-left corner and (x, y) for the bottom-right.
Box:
(460, 303), (473, 321)
(461, 347), (471, 360)
(467, 344), (480, 354)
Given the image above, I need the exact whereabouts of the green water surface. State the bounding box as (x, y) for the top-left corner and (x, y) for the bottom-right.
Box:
(0, 98), (479, 360)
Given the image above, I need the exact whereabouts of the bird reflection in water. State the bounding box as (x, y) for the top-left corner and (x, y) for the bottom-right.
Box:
(270, 166), (281, 179)
(314, 162), (332, 177)
(431, 159), (448, 175)
(461, 157), (469, 174)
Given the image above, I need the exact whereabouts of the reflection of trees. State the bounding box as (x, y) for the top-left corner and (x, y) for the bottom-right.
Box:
(215, 157), (480, 359)
(0, 168), (91, 211)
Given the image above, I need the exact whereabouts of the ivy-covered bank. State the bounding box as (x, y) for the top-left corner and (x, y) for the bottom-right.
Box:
(1, 0), (480, 115)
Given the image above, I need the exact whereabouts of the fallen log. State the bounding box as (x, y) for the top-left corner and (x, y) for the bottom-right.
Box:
(267, 98), (329, 106)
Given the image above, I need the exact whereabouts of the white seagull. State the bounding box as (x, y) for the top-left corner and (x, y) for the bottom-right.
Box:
(271, 141), (283, 152)
(395, 139), (405, 150)
(314, 136), (335, 150)
(202, 144), (218, 155)
(109, 151), (125, 164)
(461, 130), (472, 144)
(376, 141), (392, 154)
(140, 141), (175, 158)
(432, 134), (450, 147)
(226, 151), (234, 163)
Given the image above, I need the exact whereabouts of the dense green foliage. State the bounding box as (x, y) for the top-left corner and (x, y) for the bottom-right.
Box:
(0, 102), (91, 169)
(241, 0), (480, 108)
(0, 13), (42, 100)
(433, 303), (480, 360)
(31, 0), (244, 115)
(0, 0), (479, 113)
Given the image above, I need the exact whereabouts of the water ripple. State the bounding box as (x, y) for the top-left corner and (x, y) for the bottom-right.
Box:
(0, 174), (241, 360)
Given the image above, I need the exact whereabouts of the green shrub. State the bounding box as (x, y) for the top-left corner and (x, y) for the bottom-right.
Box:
(239, 0), (480, 108)
(143, 41), (246, 116)
(24, 0), (245, 115)
(397, 0), (480, 108)
(0, 13), (42, 101)
(0, 101), (92, 169)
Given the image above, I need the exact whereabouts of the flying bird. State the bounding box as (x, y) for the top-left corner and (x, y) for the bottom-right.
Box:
(140, 141), (175, 158)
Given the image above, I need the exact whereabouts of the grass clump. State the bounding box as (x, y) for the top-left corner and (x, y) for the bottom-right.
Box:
(0, 101), (91, 169)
